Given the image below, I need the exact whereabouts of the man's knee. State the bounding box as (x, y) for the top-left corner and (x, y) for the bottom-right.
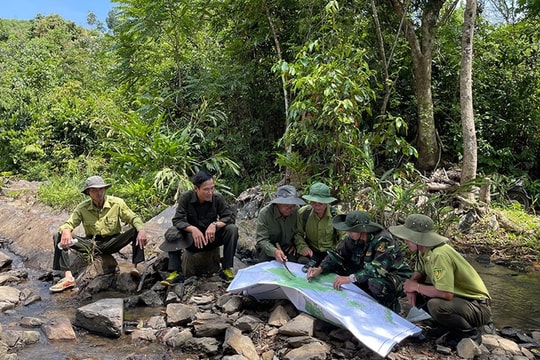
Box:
(367, 278), (399, 303)
(222, 224), (239, 239)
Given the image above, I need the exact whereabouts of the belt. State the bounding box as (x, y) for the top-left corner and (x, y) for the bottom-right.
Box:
(477, 299), (491, 307)
(460, 296), (491, 307)
(91, 234), (116, 242)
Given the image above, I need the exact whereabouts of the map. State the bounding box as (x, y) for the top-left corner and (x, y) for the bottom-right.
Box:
(227, 260), (422, 357)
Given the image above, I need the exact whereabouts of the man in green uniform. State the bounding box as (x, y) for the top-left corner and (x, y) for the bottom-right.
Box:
(294, 182), (341, 271)
(306, 211), (412, 312)
(50, 175), (148, 293)
(389, 214), (492, 347)
(256, 185), (305, 263)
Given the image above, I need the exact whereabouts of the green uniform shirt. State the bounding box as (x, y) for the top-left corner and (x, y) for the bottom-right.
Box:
(417, 243), (491, 300)
(59, 195), (145, 236)
(256, 203), (298, 258)
(294, 205), (340, 254)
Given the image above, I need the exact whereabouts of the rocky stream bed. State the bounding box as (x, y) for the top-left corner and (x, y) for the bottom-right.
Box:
(0, 179), (539, 360)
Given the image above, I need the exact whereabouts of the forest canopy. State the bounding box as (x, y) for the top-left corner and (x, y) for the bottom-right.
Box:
(0, 1), (539, 221)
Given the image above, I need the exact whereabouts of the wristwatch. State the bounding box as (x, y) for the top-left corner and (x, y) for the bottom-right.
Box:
(349, 273), (357, 283)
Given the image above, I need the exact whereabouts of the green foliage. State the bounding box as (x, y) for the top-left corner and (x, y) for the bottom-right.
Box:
(37, 155), (110, 209)
(113, 175), (165, 221)
(2, 0), (540, 233)
(276, 2), (377, 185)
(473, 19), (540, 176)
(38, 175), (86, 210)
(105, 101), (240, 203)
(0, 15), (116, 179)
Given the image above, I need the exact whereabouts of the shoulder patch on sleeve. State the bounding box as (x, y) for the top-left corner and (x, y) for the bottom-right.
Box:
(376, 241), (387, 253)
(433, 267), (443, 281)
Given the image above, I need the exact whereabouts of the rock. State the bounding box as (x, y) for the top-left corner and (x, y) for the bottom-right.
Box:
(221, 295), (244, 314)
(456, 337), (483, 359)
(193, 315), (232, 337)
(531, 331), (540, 344)
(268, 304), (290, 326)
(131, 328), (157, 342)
(20, 317), (45, 328)
(161, 327), (193, 348)
(223, 326), (259, 360)
(234, 314), (263, 332)
(0, 286), (19, 306)
(286, 336), (321, 348)
(42, 316), (77, 341)
(138, 289), (164, 307)
(184, 336), (220, 355)
(0, 329), (40, 347)
(165, 303), (197, 326)
(182, 247), (221, 277)
(279, 313), (315, 337)
(146, 316), (167, 329)
(75, 298), (124, 337)
(483, 334), (522, 354)
(0, 251), (13, 270)
(282, 341), (330, 360)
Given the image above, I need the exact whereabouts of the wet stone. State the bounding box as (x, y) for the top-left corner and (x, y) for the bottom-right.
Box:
(75, 298), (124, 337)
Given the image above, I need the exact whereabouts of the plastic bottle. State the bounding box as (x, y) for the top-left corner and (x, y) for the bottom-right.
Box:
(57, 238), (78, 250)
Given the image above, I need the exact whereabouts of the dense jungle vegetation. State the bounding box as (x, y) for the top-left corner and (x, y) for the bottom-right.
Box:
(0, 0), (539, 243)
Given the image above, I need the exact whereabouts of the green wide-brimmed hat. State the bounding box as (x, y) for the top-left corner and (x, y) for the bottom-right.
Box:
(269, 185), (306, 206)
(302, 182), (337, 204)
(388, 214), (448, 247)
(82, 176), (111, 195)
(332, 211), (383, 233)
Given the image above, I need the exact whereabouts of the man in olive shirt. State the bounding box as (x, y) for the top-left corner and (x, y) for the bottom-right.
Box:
(389, 214), (492, 347)
(294, 182), (341, 270)
(50, 176), (148, 293)
(256, 185), (305, 263)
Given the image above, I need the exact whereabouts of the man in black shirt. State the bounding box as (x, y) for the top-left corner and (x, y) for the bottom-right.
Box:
(159, 171), (238, 284)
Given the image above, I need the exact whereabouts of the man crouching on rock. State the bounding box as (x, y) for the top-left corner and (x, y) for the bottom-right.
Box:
(50, 175), (148, 293)
(389, 214), (492, 348)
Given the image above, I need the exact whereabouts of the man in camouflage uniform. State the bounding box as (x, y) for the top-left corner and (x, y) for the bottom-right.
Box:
(306, 211), (412, 312)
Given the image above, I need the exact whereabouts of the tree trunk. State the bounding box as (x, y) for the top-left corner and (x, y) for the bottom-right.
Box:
(414, 54), (439, 171)
(460, 0), (478, 189)
(388, 0), (447, 171)
(264, 0), (292, 182)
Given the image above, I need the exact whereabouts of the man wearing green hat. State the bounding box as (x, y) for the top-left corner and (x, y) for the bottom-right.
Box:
(306, 211), (412, 312)
(294, 182), (341, 271)
(389, 214), (492, 348)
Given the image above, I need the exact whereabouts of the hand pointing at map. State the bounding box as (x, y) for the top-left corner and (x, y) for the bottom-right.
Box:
(332, 275), (352, 290)
(306, 266), (322, 281)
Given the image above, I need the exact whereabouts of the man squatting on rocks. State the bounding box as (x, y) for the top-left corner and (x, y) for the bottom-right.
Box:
(389, 214), (492, 347)
(50, 176), (148, 293)
(306, 211), (412, 312)
(159, 171), (238, 285)
(255, 185), (306, 263)
(294, 182), (342, 271)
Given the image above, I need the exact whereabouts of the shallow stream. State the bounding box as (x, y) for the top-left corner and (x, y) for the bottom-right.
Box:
(471, 258), (540, 330)
(2, 251), (539, 359)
